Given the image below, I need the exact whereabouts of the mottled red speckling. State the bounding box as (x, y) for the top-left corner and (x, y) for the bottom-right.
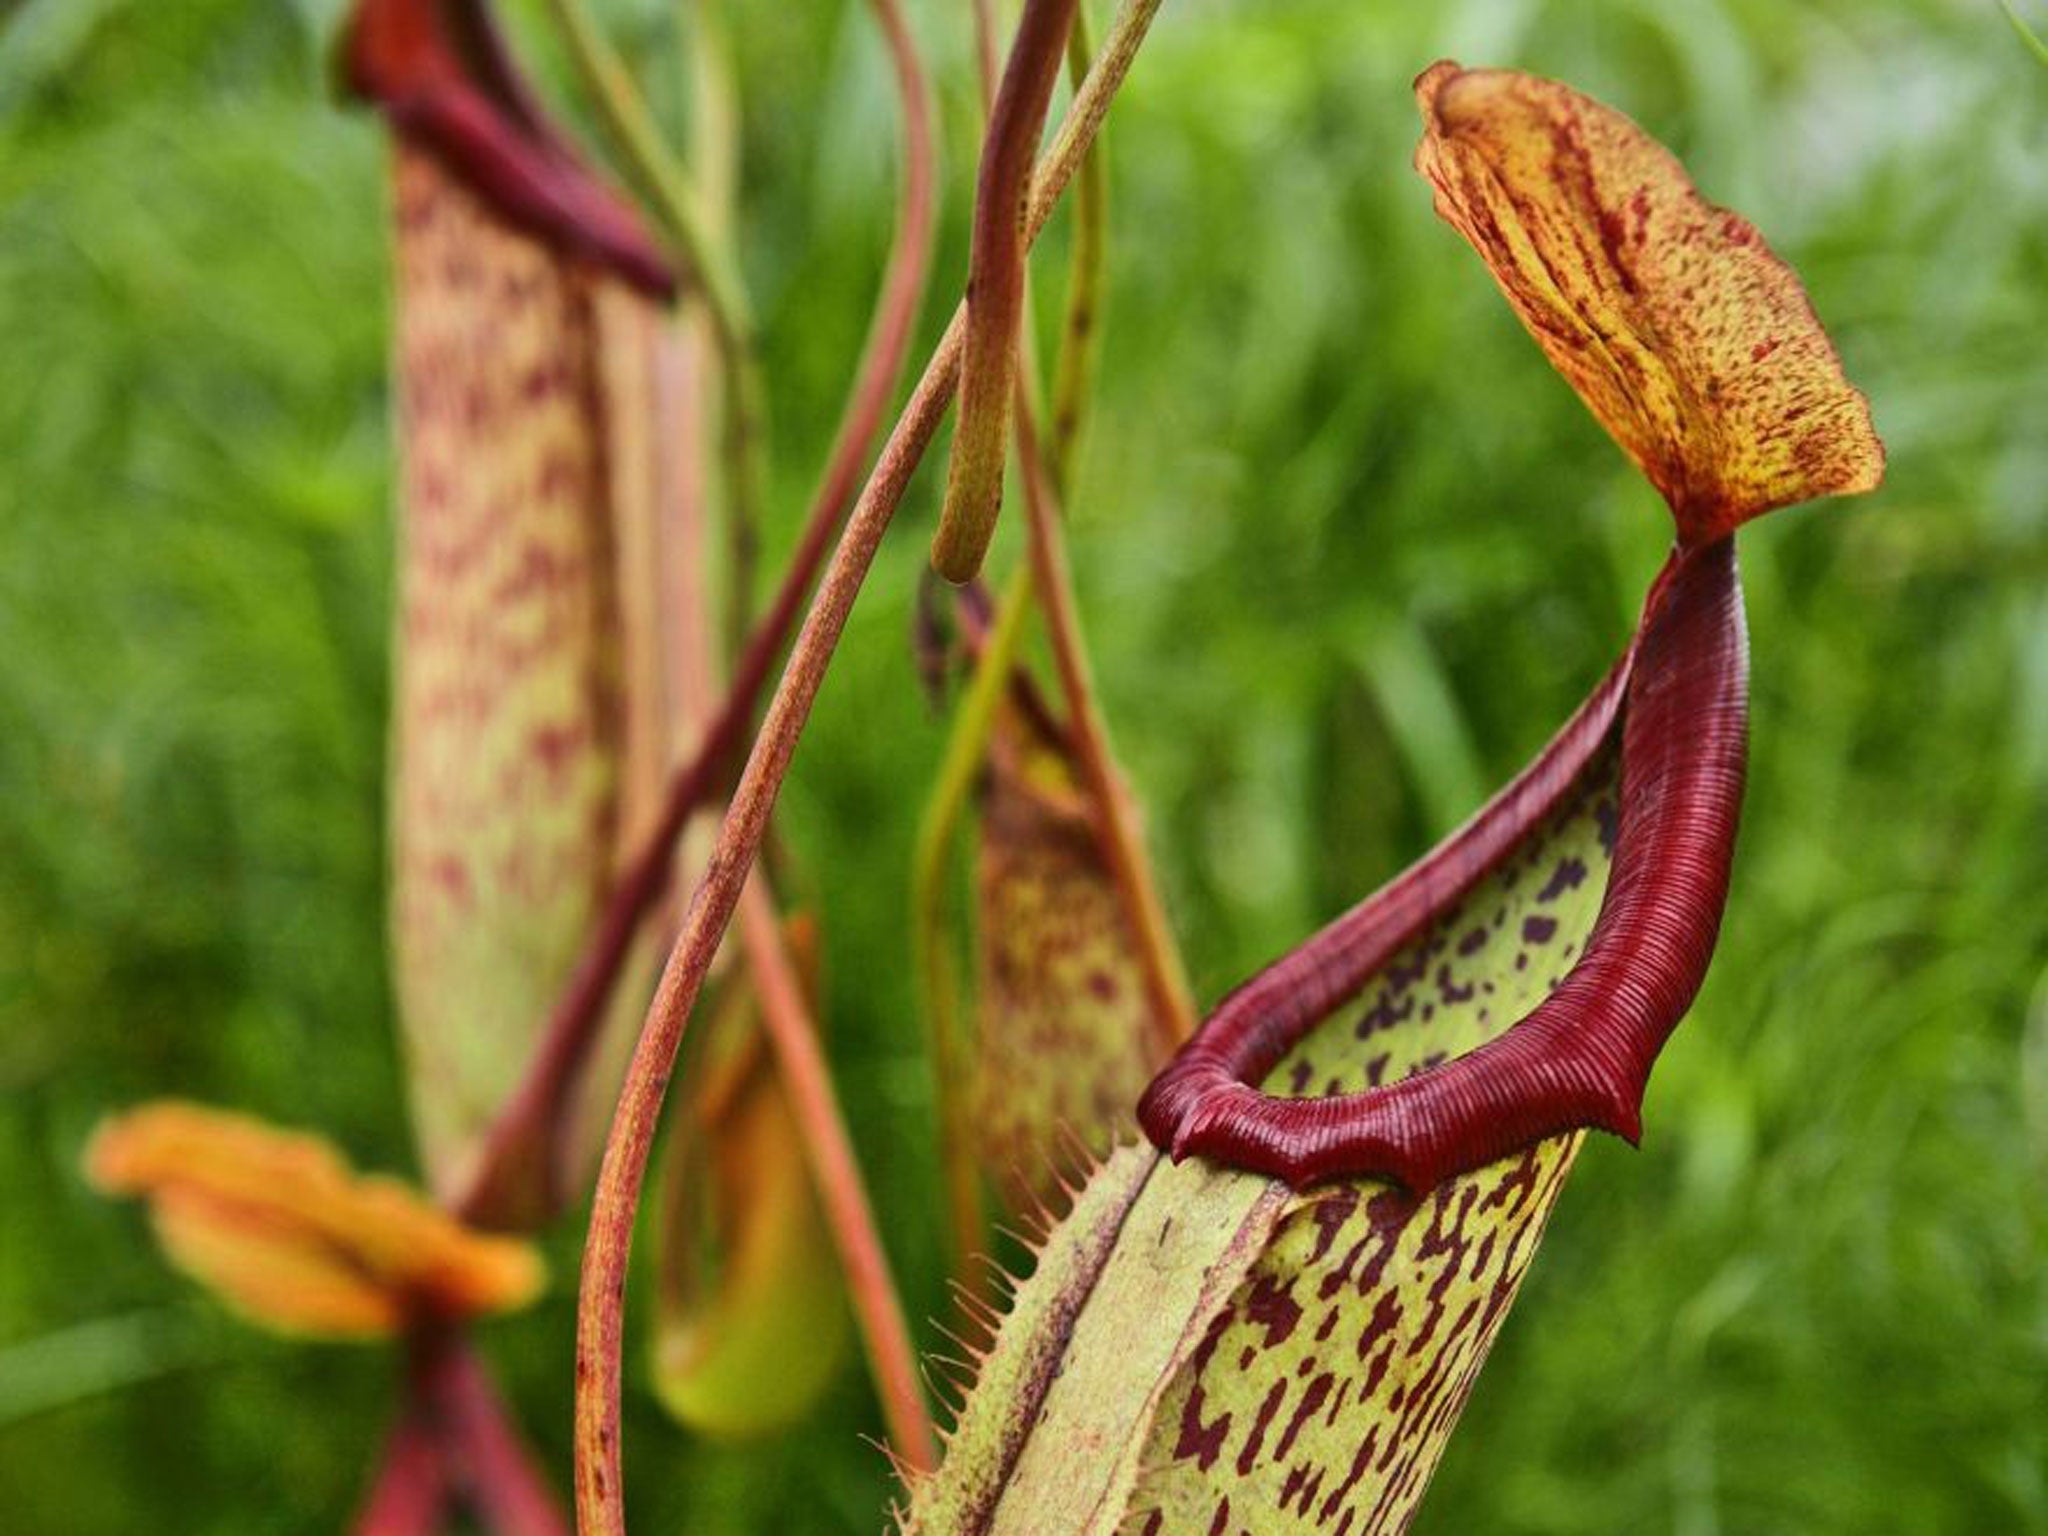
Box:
(1412, 61), (1883, 544)
(385, 145), (678, 1206)
(970, 684), (1163, 1207)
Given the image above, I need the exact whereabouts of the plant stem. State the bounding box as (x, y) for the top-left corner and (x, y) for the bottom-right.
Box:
(738, 878), (937, 1470)
(2002, 0), (2048, 69)
(1014, 402), (1195, 1055)
(418, 1332), (572, 1536)
(353, 1410), (447, 1536)
(684, 0), (739, 230)
(576, 325), (955, 1536)
(539, 0), (768, 650)
(673, 118), (935, 1461)
(931, 0), (1081, 583)
(1049, 4), (1107, 482)
(913, 0), (1118, 1270)
(540, 0), (749, 343)
(683, 0), (762, 656)
(361, 1333), (572, 1536)
(453, 0), (936, 1229)
(911, 557), (1035, 1281)
(574, 6), (1166, 1527)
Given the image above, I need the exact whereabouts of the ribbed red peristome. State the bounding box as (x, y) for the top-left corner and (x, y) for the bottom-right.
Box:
(342, 0), (676, 298)
(1139, 538), (1747, 1191)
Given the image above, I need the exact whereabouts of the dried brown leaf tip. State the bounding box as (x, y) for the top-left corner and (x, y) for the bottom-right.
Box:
(86, 1102), (544, 1340)
(1414, 61), (1883, 544)
(972, 687), (1161, 1205)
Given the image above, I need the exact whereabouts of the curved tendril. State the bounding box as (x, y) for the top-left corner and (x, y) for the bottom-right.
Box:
(931, 0), (1082, 584)
(452, 0), (936, 1229)
(574, 6), (1169, 1529)
(1048, 4), (1108, 484)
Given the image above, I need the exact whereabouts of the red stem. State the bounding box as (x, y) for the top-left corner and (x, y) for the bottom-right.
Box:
(452, 0), (936, 1228)
(930, 0), (1081, 582)
(574, 323), (960, 1536)
(737, 879), (937, 1471)
(426, 1336), (573, 1536)
(365, 1328), (570, 1536)
(1013, 404), (1195, 1053)
(573, 10), (1169, 1524)
(353, 1409), (451, 1536)
(663, 186), (935, 1469)
(1140, 539), (1748, 1192)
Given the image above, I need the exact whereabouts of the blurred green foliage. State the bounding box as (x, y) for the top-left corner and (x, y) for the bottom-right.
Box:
(2, 0), (2044, 1531)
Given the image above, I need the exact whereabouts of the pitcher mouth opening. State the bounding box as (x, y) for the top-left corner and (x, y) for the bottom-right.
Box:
(1141, 537), (1748, 1194)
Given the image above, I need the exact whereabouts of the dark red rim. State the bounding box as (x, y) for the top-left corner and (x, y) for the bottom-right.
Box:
(1138, 537), (1748, 1192)
(342, 0), (676, 298)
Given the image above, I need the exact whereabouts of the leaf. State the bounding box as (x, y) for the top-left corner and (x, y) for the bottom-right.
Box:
(356, 0), (693, 1213)
(969, 685), (1161, 1207)
(85, 1102), (544, 1341)
(1413, 61), (1884, 544)
(650, 917), (850, 1439)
